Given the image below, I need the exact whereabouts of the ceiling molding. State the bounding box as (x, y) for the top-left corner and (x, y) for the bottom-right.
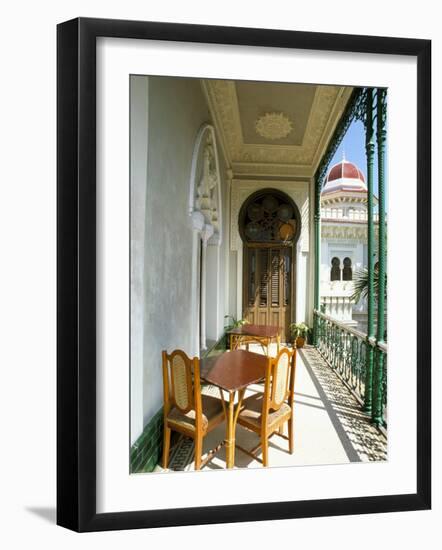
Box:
(233, 174), (311, 182)
(203, 79), (354, 179)
(232, 161), (312, 178)
(311, 87), (354, 175)
(200, 80), (232, 173)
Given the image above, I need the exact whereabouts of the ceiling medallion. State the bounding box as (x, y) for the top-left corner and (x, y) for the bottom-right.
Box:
(255, 112), (293, 140)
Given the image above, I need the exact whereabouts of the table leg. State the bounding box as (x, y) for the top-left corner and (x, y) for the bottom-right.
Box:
(225, 392), (234, 468)
(225, 389), (246, 469)
(231, 334), (240, 351)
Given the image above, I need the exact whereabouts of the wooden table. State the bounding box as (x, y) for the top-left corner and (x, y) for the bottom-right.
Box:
(200, 349), (268, 469)
(228, 324), (281, 355)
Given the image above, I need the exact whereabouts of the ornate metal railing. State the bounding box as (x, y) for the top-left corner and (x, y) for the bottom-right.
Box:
(375, 339), (388, 427)
(314, 309), (387, 427)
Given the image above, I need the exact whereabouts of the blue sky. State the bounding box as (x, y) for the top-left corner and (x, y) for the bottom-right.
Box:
(327, 118), (386, 207)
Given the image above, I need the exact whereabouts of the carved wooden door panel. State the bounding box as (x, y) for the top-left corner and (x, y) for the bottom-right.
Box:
(243, 246), (292, 342)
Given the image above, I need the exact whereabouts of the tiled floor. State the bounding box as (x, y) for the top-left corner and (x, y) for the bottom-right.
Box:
(155, 344), (387, 473)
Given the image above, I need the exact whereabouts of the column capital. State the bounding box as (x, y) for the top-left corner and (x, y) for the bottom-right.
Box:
(190, 209), (205, 232)
(201, 223), (214, 245)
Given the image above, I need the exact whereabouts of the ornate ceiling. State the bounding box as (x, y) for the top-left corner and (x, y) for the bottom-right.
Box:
(201, 79), (353, 179)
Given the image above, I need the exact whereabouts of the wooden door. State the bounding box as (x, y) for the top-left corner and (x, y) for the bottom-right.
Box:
(243, 246), (293, 342)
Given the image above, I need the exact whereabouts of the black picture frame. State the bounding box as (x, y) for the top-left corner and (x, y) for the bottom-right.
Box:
(57, 17), (431, 532)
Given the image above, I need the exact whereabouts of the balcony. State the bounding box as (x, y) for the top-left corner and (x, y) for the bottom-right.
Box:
(154, 340), (387, 472)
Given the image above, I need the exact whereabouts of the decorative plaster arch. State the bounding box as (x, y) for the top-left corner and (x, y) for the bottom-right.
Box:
(189, 124), (223, 353)
(189, 124), (223, 246)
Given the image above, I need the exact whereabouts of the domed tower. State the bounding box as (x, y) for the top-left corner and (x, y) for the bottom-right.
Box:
(321, 157), (368, 214)
(320, 156), (374, 327)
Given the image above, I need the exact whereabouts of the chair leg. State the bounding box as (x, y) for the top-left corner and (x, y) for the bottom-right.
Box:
(162, 425), (171, 469)
(194, 434), (203, 471)
(288, 417), (294, 454)
(261, 435), (269, 467)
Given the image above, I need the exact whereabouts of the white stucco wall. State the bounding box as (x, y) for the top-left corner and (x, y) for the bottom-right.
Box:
(130, 76), (149, 442)
(144, 77), (212, 432)
(130, 76), (230, 443)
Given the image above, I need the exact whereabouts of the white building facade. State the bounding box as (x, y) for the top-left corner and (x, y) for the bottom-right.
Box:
(320, 157), (377, 328)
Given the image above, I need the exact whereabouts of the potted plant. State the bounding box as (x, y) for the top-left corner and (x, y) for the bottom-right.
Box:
(289, 322), (309, 348)
(224, 315), (248, 349)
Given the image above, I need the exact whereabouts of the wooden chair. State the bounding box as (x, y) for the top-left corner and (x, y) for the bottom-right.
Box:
(162, 349), (225, 470)
(236, 347), (296, 467)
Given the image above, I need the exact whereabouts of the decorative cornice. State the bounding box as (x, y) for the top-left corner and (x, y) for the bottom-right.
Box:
(204, 80), (350, 177)
(232, 161), (311, 178)
(321, 224), (379, 241)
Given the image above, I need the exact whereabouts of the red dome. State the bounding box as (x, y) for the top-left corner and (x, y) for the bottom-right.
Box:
(322, 159), (367, 195)
(327, 160), (365, 183)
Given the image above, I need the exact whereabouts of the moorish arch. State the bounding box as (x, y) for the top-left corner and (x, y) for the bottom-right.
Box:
(238, 188), (301, 342)
(188, 124), (223, 353)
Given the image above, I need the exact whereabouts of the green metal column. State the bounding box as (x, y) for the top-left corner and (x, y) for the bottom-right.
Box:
(364, 89), (376, 414)
(313, 174), (321, 345)
(372, 89), (387, 425)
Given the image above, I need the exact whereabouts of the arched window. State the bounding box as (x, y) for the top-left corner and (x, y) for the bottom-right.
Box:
(331, 257), (341, 281)
(239, 190), (299, 245)
(343, 257), (353, 281)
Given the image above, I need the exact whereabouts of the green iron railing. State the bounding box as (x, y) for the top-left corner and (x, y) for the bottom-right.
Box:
(374, 339), (388, 428)
(314, 309), (387, 427)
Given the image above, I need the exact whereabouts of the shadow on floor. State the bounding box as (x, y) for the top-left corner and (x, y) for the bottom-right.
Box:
(298, 347), (387, 463)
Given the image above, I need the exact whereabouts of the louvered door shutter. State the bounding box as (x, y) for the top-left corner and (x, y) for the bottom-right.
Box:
(271, 249), (280, 307)
(259, 249), (268, 307)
